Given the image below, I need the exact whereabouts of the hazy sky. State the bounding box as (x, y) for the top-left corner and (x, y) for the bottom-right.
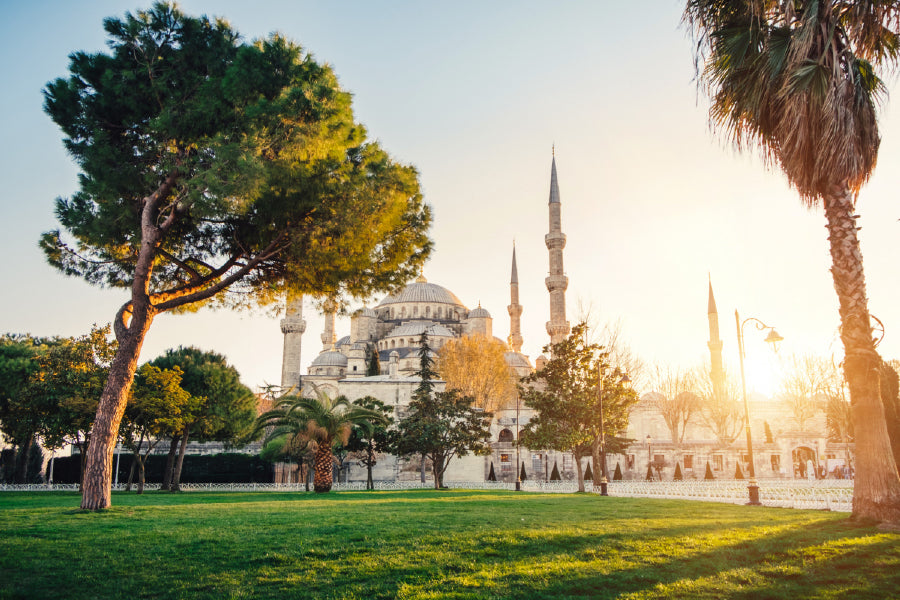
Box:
(2, 1), (898, 396)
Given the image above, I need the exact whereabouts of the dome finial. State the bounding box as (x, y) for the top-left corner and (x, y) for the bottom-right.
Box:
(415, 272), (427, 284)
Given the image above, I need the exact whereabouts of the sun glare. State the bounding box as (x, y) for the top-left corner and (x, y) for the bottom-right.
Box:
(744, 353), (782, 399)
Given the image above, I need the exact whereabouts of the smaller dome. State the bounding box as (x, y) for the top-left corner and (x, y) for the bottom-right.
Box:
(355, 307), (377, 318)
(468, 306), (491, 319)
(504, 352), (531, 368)
(310, 351), (348, 367)
(335, 335), (351, 347)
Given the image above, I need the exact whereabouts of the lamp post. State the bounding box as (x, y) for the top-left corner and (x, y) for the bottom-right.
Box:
(595, 364), (630, 496)
(735, 310), (783, 505)
(515, 391), (521, 492)
(646, 434), (652, 481)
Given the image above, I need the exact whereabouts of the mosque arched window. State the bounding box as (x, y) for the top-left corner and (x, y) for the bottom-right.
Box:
(401, 306), (407, 318)
(391, 340), (396, 349)
(499, 429), (515, 443)
(413, 306), (418, 317)
(390, 308), (395, 319)
(425, 306), (431, 318)
(436, 307), (442, 319)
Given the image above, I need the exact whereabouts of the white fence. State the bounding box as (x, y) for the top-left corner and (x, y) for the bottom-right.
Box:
(0, 479), (855, 511)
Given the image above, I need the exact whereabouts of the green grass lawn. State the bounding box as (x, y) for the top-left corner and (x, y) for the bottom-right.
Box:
(0, 490), (897, 600)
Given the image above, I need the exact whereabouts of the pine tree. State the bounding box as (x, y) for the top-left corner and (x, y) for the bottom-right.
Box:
(488, 462), (496, 481)
(735, 463), (745, 480)
(705, 461), (715, 480)
(550, 462), (561, 481)
(584, 462), (593, 481)
(613, 462), (623, 481)
(674, 462), (683, 481)
(646, 463), (654, 481)
(519, 462), (527, 482)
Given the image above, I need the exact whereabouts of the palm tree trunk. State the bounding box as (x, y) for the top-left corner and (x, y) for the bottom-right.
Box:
(824, 187), (900, 523)
(313, 442), (333, 493)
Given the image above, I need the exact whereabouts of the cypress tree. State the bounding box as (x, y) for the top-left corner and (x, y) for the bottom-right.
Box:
(705, 461), (715, 480)
(520, 462), (527, 482)
(613, 462), (623, 481)
(646, 463), (654, 481)
(488, 462), (496, 481)
(674, 462), (683, 481)
(550, 461), (561, 481)
(735, 463), (745, 479)
(584, 462), (593, 481)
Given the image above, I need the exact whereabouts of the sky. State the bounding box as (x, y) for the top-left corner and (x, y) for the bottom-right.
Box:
(1, 1), (898, 398)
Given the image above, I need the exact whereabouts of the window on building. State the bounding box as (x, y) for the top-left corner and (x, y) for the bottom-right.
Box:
(500, 453), (511, 463)
(626, 455), (635, 470)
(413, 306), (418, 317)
(653, 454), (664, 463)
(498, 429), (514, 443)
(771, 455), (781, 472)
(713, 455), (724, 471)
(683, 455), (693, 470)
(425, 306), (431, 317)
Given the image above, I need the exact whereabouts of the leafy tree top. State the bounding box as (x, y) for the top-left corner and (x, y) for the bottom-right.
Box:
(41, 2), (432, 318)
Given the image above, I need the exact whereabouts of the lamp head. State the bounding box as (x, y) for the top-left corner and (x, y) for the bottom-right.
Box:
(620, 373), (632, 388)
(764, 329), (784, 352)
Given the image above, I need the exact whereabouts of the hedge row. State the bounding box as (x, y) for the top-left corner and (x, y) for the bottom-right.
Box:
(50, 453), (273, 484)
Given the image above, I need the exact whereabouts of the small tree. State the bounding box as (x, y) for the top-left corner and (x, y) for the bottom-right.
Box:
(583, 462), (593, 481)
(704, 462), (715, 481)
(437, 334), (516, 412)
(674, 462), (683, 481)
(613, 462), (623, 481)
(342, 396), (394, 490)
(735, 463), (745, 480)
(120, 365), (195, 493)
(394, 335), (492, 489)
(520, 462), (527, 482)
(550, 462), (561, 481)
(488, 463), (496, 481)
(646, 463), (654, 481)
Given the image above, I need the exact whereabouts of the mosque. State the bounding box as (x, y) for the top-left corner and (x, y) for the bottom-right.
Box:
(276, 153), (846, 484)
(276, 153), (569, 482)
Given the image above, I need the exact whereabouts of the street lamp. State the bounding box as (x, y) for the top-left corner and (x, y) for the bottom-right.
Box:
(515, 391), (521, 492)
(646, 434), (652, 481)
(735, 310), (783, 505)
(596, 363), (630, 496)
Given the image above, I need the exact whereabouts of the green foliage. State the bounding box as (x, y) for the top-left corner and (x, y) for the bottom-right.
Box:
(613, 462), (623, 481)
(734, 463), (744, 480)
(583, 462), (593, 481)
(42, 1), (431, 312)
(646, 463), (654, 481)
(342, 396), (394, 489)
(393, 336), (492, 489)
(520, 462), (527, 482)
(366, 345), (381, 377)
(764, 421), (774, 444)
(149, 347), (256, 444)
(674, 462), (683, 481)
(705, 461), (715, 480)
(50, 453), (272, 485)
(519, 322), (639, 473)
(488, 462), (496, 481)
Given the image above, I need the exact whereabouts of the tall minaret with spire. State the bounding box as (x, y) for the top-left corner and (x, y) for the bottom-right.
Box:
(280, 292), (307, 392)
(707, 277), (726, 401)
(545, 149), (570, 347)
(507, 243), (524, 353)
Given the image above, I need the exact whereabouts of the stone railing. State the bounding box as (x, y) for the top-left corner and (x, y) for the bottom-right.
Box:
(0, 479), (854, 511)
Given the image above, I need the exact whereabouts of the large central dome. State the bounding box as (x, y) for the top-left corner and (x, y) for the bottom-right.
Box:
(376, 275), (467, 309)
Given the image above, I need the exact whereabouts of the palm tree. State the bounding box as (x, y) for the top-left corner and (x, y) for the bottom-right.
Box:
(255, 392), (389, 493)
(683, 1), (900, 523)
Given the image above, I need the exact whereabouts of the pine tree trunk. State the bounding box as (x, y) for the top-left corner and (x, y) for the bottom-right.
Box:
(136, 452), (145, 495)
(591, 438), (601, 487)
(80, 309), (153, 509)
(13, 435), (34, 484)
(161, 437), (178, 491)
(313, 442), (333, 493)
(824, 187), (900, 523)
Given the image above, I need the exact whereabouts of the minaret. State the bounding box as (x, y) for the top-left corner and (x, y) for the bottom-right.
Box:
(545, 150), (570, 347)
(707, 277), (726, 401)
(321, 300), (337, 351)
(280, 292), (306, 392)
(507, 243), (524, 353)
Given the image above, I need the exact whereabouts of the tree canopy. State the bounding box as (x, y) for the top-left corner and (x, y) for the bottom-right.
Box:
(437, 334), (516, 412)
(42, 2), (431, 509)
